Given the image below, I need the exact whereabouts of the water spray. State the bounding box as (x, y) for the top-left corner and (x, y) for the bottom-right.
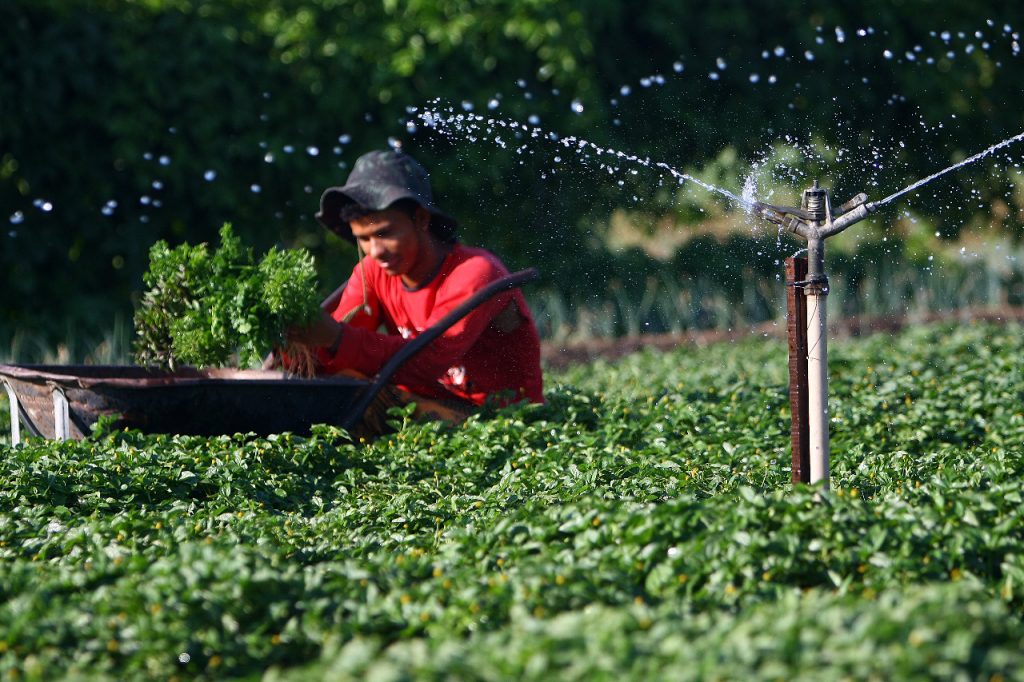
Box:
(754, 184), (878, 486)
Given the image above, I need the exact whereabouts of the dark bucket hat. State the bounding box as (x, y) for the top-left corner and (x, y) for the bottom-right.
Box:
(316, 149), (458, 243)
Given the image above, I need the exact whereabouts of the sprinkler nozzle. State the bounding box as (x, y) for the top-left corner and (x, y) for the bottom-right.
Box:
(801, 181), (828, 223)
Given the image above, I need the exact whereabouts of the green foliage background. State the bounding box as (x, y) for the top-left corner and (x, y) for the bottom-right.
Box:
(2, 0), (1023, 348)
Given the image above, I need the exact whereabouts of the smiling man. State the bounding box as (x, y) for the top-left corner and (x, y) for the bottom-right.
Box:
(294, 149), (543, 432)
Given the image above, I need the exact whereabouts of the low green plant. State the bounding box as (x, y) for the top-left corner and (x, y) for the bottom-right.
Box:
(132, 224), (320, 370)
(2, 322), (1024, 679)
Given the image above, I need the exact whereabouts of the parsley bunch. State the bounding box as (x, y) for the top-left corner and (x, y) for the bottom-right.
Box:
(133, 223), (320, 369)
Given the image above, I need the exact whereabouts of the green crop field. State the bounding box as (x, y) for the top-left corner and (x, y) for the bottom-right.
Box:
(2, 322), (1024, 680)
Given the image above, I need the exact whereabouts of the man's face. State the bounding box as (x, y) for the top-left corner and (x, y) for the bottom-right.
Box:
(349, 207), (431, 284)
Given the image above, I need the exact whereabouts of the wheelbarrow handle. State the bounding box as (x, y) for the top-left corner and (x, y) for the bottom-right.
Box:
(340, 267), (540, 430)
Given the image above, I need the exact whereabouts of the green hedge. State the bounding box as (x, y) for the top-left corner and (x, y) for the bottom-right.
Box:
(2, 0), (1022, 348)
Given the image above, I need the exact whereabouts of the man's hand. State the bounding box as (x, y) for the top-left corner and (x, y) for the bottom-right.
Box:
(288, 311), (344, 351)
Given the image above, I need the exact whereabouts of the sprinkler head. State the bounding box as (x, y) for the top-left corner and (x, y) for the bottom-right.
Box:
(754, 184), (874, 240)
(801, 180), (828, 223)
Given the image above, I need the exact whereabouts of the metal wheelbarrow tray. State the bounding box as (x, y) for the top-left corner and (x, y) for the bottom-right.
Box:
(1, 268), (539, 443)
(0, 365), (366, 440)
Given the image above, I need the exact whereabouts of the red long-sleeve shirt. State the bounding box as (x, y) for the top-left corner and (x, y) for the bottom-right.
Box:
(317, 245), (543, 406)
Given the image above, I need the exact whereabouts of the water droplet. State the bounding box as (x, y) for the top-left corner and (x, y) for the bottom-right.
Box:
(940, 30), (951, 42)
(387, 136), (403, 150)
(10, 211), (24, 224)
(405, 121), (417, 133)
(835, 27), (846, 43)
(338, 134), (351, 144)
(152, 180), (163, 190)
(619, 85), (631, 96)
(306, 146), (320, 156)
(264, 153), (275, 164)
(461, 100), (474, 112)
(283, 145), (294, 154)
(673, 61), (684, 73)
(250, 184), (261, 194)
(804, 50), (815, 61)
(716, 57), (727, 70)
(768, 75), (778, 84)
(640, 77), (652, 87)
(773, 46), (785, 57)
(488, 98), (500, 110)
(749, 73), (760, 83)
(570, 100), (584, 114)
(179, 653), (191, 664)
(708, 72), (720, 81)
(158, 155), (170, 166)
(528, 115), (540, 125)
(516, 79), (527, 88)
(883, 49), (894, 59)
(203, 169), (217, 181)
(140, 195), (151, 205)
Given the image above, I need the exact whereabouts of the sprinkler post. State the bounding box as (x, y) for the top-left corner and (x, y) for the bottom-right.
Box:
(754, 183), (876, 487)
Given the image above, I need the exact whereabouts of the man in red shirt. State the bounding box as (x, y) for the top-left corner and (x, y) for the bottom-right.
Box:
(294, 149), (543, 431)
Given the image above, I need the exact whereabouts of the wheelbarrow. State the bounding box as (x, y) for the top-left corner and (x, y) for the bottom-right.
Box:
(1, 268), (539, 444)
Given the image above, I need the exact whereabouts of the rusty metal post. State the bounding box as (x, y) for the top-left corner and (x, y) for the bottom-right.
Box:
(786, 257), (810, 483)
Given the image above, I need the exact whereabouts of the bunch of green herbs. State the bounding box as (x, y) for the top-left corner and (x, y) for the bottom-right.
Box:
(133, 224), (320, 370)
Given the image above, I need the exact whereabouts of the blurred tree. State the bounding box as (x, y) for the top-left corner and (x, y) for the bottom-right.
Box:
(1, 0), (1021, 349)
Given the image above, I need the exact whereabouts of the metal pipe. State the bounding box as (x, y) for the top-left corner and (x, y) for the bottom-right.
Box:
(805, 283), (830, 485)
(823, 201), (877, 237)
(806, 238), (826, 283)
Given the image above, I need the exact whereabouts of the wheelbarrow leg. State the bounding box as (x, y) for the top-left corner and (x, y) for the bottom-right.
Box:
(51, 385), (70, 441)
(3, 380), (20, 446)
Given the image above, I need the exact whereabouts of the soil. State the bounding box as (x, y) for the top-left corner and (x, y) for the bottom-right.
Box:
(540, 305), (1024, 370)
